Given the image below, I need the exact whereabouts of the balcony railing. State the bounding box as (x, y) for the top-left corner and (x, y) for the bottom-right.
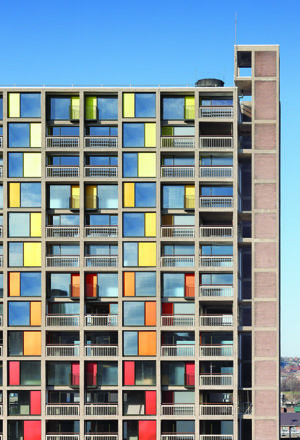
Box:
(199, 345), (233, 357)
(199, 256), (233, 268)
(85, 314), (118, 327)
(161, 137), (195, 148)
(161, 345), (195, 357)
(161, 166), (195, 178)
(199, 314), (233, 327)
(85, 256), (118, 267)
(161, 404), (195, 416)
(85, 166), (118, 177)
(46, 166), (80, 177)
(199, 197), (233, 209)
(85, 435), (118, 440)
(199, 226), (233, 239)
(85, 345), (118, 357)
(85, 403), (118, 416)
(46, 226), (80, 238)
(199, 166), (233, 179)
(85, 226), (118, 238)
(199, 374), (233, 387)
(199, 285), (233, 298)
(46, 137), (79, 148)
(46, 256), (80, 267)
(161, 256), (194, 267)
(199, 435), (233, 440)
(199, 404), (233, 416)
(46, 404), (80, 416)
(85, 137), (118, 148)
(199, 106), (233, 118)
(161, 435), (194, 440)
(161, 315), (195, 327)
(46, 314), (80, 327)
(161, 226), (195, 238)
(46, 345), (79, 357)
(0, 256), (3, 267)
(199, 136), (233, 149)
(46, 435), (80, 440)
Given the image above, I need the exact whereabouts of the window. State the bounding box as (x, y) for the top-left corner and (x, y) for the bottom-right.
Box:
(123, 123), (156, 147)
(123, 302), (156, 326)
(0, 185), (3, 209)
(8, 93), (41, 118)
(0, 97), (3, 119)
(200, 186), (233, 196)
(49, 214), (79, 226)
(0, 273), (3, 298)
(201, 245), (233, 255)
(9, 213), (41, 237)
(48, 273), (80, 298)
(162, 185), (195, 209)
(48, 155), (79, 166)
(9, 183), (41, 208)
(86, 244), (117, 256)
(123, 182), (156, 208)
(49, 185), (79, 209)
(123, 361), (156, 386)
(200, 273), (233, 285)
(123, 331), (156, 356)
(8, 331), (41, 356)
(49, 244), (80, 256)
(161, 362), (189, 386)
(8, 153), (41, 177)
(48, 126), (79, 136)
(9, 242), (41, 267)
(162, 96), (195, 120)
(86, 126), (118, 136)
(8, 301), (41, 326)
(123, 153), (156, 177)
(8, 390), (41, 416)
(123, 213), (156, 237)
(162, 155), (194, 166)
(85, 96), (118, 120)
(48, 302), (80, 315)
(162, 273), (195, 298)
(200, 156), (233, 166)
(85, 273), (118, 298)
(123, 242), (156, 267)
(8, 123), (41, 147)
(49, 96), (79, 120)
(87, 214), (118, 226)
(8, 272), (41, 297)
(85, 185), (118, 209)
(123, 93), (156, 118)
(8, 361), (41, 385)
(86, 362), (118, 386)
(47, 362), (77, 386)
(86, 155), (117, 166)
(123, 272), (156, 297)
(200, 96), (233, 106)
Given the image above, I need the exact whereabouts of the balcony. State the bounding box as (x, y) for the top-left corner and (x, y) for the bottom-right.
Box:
(46, 137), (79, 148)
(161, 404), (195, 416)
(199, 167), (233, 179)
(85, 345), (118, 357)
(46, 404), (80, 416)
(161, 315), (195, 327)
(85, 314), (118, 327)
(46, 436), (80, 440)
(46, 314), (80, 327)
(46, 166), (80, 178)
(199, 256), (233, 268)
(161, 435), (194, 440)
(85, 256), (118, 267)
(199, 226), (232, 239)
(46, 345), (79, 357)
(161, 345), (195, 357)
(85, 403), (118, 416)
(85, 166), (118, 177)
(161, 166), (195, 178)
(199, 197), (233, 209)
(85, 435), (118, 440)
(199, 106), (233, 119)
(199, 314), (233, 327)
(46, 226), (80, 238)
(199, 404), (233, 416)
(161, 226), (195, 239)
(85, 226), (118, 238)
(199, 435), (233, 440)
(199, 285), (233, 298)
(161, 137), (195, 149)
(199, 136), (233, 150)
(0, 256), (3, 267)
(85, 137), (118, 148)
(46, 256), (80, 267)
(199, 374), (233, 387)
(161, 256), (194, 267)
(199, 345), (233, 358)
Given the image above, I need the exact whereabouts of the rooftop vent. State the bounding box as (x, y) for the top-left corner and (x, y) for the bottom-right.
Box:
(195, 78), (224, 87)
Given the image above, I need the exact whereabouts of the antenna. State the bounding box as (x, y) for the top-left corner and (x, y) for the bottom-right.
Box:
(235, 12), (237, 45)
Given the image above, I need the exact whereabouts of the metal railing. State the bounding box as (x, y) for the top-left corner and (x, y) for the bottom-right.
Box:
(199, 345), (233, 357)
(85, 345), (118, 357)
(199, 315), (233, 327)
(85, 435), (118, 440)
(46, 137), (79, 148)
(199, 404), (233, 416)
(161, 166), (195, 178)
(85, 314), (118, 327)
(85, 137), (118, 148)
(46, 436), (80, 440)
(161, 315), (195, 327)
(85, 226), (118, 238)
(199, 226), (233, 239)
(46, 314), (80, 327)
(85, 166), (118, 177)
(199, 256), (233, 268)
(161, 345), (195, 357)
(46, 226), (80, 238)
(161, 435), (194, 440)
(199, 435), (233, 440)
(199, 106), (233, 118)
(199, 136), (233, 149)
(161, 137), (195, 148)
(199, 197), (233, 209)
(85, 256), (118, 267)
(85, 404), (118, 416)
(199, 374), (233, 387)
(46, 256), (80, 267)
(46, 166), (79, 177)
(46, 404), (80, 416)
(199, 166), (233, 178)
(46, 345), (79, 357)
(0, 256), (3, 267)
(161, 256), (194, 267)
(199, 285), (233, 298)
(161, 226), (195, 238)
(161, 404), (195, 416)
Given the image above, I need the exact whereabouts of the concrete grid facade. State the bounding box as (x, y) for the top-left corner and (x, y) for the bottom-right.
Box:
(0, 44), (279, 440)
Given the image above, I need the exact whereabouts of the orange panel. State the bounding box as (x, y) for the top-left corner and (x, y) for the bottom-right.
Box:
(86, 274), (97, 298)
(145, 302), (156, 326)
(23, 331), (41, 356)
(162, 215), (173, 226)
(71, 274), (80, 298)
(185, 273), (195, 298)
(9, 272), (20, 296)
(30, 302), (41, 326)
(123, 272), (135, 297)
(138, 331), (156, 356)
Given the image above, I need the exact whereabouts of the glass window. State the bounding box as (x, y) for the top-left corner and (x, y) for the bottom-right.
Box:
(163, 273), (184, 297)
(98, 97), (118, 119)
(201, 245), (233, 255)
(98, 273), (118, 297)
(123, 123), (144, 147)
(123, 331), (138, 355)
(161, 362), (185, 385)
(8, 302), (30, 326)
(50, 156), (79, 166)
(98, 185), (118, 209)
(135, 361), (156, 385)
(8, 153), (23, 177)
(49, 302), (79, 315)
(0, 97), (2, 119)
(49, 185), (71, 209)
(9, 242), (23, 266)
(162, 97), (184, 120)
(50, 244), (79, 256)
(51, 215), (79, 226)
(47, 362), (71, 386)
(20, 361), (41, 385)
(88, 214), (118, 226)
(21, 272), (41, 296)
(87, 245), (117, 256)
(50, 126), (79, 136)
(87, 155), (118, 166)
(136, 272), (156, 297)
(123, 153), (138, 177)
(135, 93), (156, 117)
(49, 97), (70, 120)
(163, 244), (194, 255)
(0, 126), (2, 135)
(201, 97), (233, 106)
(9, 213), (30, 237)
(0, 273), (3, 298)
(123, 213), (144, 237)
(163, 185), (185, 209)
(201, 273), (233, 285)
(9, 123), (29, 147)
(21, 183), (41, 207)
(87, 126), (118, 136)
(135, 183), (156, 207)
(123, 242), (138, 267)
(124, 302), (145, 326)
(0, 186), (2, 209)
(98, 362), (118, 385)
(8, 331), (24, 355)
(200, 186), (233, 196)
(49, 273), (71, 297)
(20, 93), (41, 117)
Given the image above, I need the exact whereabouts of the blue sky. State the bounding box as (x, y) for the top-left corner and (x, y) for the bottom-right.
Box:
(0, 0), (296, 354)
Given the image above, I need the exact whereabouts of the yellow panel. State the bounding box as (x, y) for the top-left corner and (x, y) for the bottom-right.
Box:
(9, 272), (20, 297)
(138, 153), (156, 177)
(185, 96), (195, 119)
(123, 93), (135, 117)
(185, 185), (195, 209)
(23, 153), (41, 177)
(138, 242), (156, 267)
(161, 126), (174, 136)
(85, 185), (97, 209)
(145, 213), (156, 237)
(29, 123), (41, 147)
(9, 183), (20, 208)
(71, 185), (80, 209)
(30, 213), (41, 237)
(123, 183), (135, 207)
(23, 331), (41, 355)
(71, 96), (80, 119)
(86, 96), (97, 120)
(144, 123), (156, 147)
(30, 302), (41, 326)
(8, 93), (20, 117)
(138, 331), (156, 355)
(24, 243), (41, 267)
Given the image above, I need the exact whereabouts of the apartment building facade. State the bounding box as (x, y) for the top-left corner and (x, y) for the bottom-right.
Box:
(0, 44), (279, 440)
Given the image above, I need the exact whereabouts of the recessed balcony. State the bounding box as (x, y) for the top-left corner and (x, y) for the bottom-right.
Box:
(46, 345), (79, 357)
(199, 226), (233, 239)
(46, 166), (79, 178)
(199, 314), (233, 328)
(199, 196), (233, 209)
(199, 374), (233, 387)
(199, 285), (233, 298)
(46, 314), (80, 327)
(46, 137), (79, 148)
(84, 314), (118, 327)
(199, 345), (233, 358)
(199, 403), (234, 417)
(161, 166), (195, 178)
(161, 137), (195, 149)
(161, 226), (195, 239)
(161, 344), (195, 357)
(84, 166), (118, 177)
(199, 106), (233, 119)
(46, 404), (80, 416)
(85, 403), (119, 416)
(161, 404), (195, 416)
(85, 226), (118, 238)
(85, 344), (118, 357)
(199, 136), (233, 150)
(85, 136), (118, 148)
(46, 226), (80, 238)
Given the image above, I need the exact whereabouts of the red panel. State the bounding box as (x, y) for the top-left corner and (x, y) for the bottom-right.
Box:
(185, 274), (195, 297)
(9, 361), (20, 385)
(139, 420), (156, 440)
(86, 273), (97, 297)
(86, 362), (97, 386)
(30, 391), (41, 415)
(185, 362), (195, 386)
(162, 303), (173, 315)
(162, 391), (173, 404)
(124, 361), (135, 385)
(71, 362), (80, 386)
(145, 391), (156, 415)
(24, 421), (41, 440)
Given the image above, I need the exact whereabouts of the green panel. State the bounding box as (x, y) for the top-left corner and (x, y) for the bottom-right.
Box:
(86, 96), (97, 120)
